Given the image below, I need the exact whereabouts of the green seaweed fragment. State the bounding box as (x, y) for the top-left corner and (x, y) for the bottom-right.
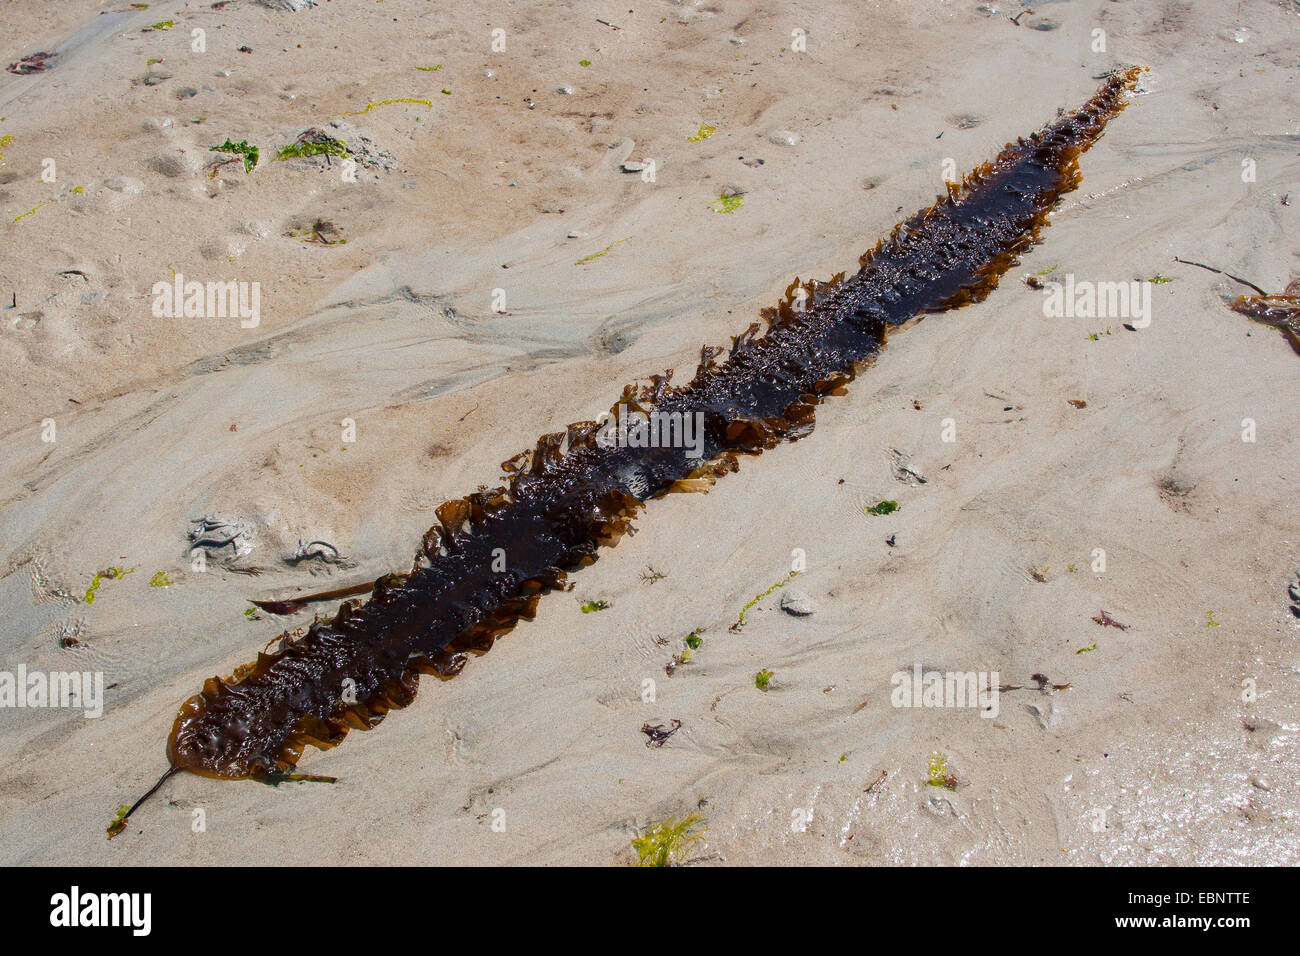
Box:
(711, 191), (743, 214)
(575, 237), (629, 266)
(148, 571), (173, 588)
(631, 813), (707, 867)
(1076, 641), (1097, 655)
(1206, 611), (1221, 627)
(150, 19), (173, 31)
(331, 97), (433, 118)
(866, 500), (899, 516)
(13, 202), (50, 223)
(415, 64), (442, 71)
(275, 138), (350, 161)
(688, 123), (716, 142)
(85, 567), (135, 604)
(734, 571), (798, 628)
(209, 138), (259, 173)
(580, 600), (610, 613)
(926, 751), (958, 790)
(107, 805), (130, 839)
(684, 629), (703, 650)
(755, 669), (774, 690)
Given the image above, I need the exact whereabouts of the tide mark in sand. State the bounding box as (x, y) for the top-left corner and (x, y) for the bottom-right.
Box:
(109, 69), (1146, 839)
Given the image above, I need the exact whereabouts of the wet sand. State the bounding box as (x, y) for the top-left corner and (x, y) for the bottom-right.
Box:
(0, 0), (1298, 864)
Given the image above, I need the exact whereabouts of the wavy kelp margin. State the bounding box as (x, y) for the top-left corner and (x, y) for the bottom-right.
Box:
(111, 69), (1144, 837)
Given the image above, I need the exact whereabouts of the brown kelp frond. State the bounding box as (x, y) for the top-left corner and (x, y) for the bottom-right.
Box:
(114, 71), (1143, 834)
(1232, 292), (1300, 356)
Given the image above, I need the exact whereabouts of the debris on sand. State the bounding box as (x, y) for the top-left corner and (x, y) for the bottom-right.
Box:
(277, 123), (397, 172)
(888, 448), (927, 485)
(1092, 609), (1130, 630)
(188, 514), (254, 559)
(640, 719), (682, 748)
(7, 52), (55, 75)
(286, 539), (343, 566)
(255, 0), (317, 10)
(780, 590), (814, 616)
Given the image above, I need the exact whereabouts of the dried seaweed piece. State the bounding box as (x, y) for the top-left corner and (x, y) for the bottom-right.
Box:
(640, 719), (682, 748)
(998, 674), (1072, 692)
(112, 70), (1143, 837)
(1092, 609), (1130, 630)
(251, 580), (377, 615)
(7, 52), (55, 75)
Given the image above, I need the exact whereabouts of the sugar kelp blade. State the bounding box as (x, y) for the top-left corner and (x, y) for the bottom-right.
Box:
(112, 68), (1143, 836)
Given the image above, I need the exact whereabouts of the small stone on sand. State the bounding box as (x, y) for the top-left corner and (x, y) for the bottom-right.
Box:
(781, 590), (814, 616)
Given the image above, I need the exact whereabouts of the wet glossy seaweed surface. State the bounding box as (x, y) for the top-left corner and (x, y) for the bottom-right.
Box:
(153, 71), (1142, 791)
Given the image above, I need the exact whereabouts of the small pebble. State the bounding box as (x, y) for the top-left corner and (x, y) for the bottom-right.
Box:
(780, 590), (814, 616)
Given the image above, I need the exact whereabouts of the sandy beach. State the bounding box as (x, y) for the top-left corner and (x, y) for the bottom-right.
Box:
(1, 0), (1298, 866)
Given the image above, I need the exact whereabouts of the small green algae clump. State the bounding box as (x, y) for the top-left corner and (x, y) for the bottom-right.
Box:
(209, 138), (259, 173)
(631, 813), (707, 867)
(926, 751), (958, 790)
(276, 137), (350, 162)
